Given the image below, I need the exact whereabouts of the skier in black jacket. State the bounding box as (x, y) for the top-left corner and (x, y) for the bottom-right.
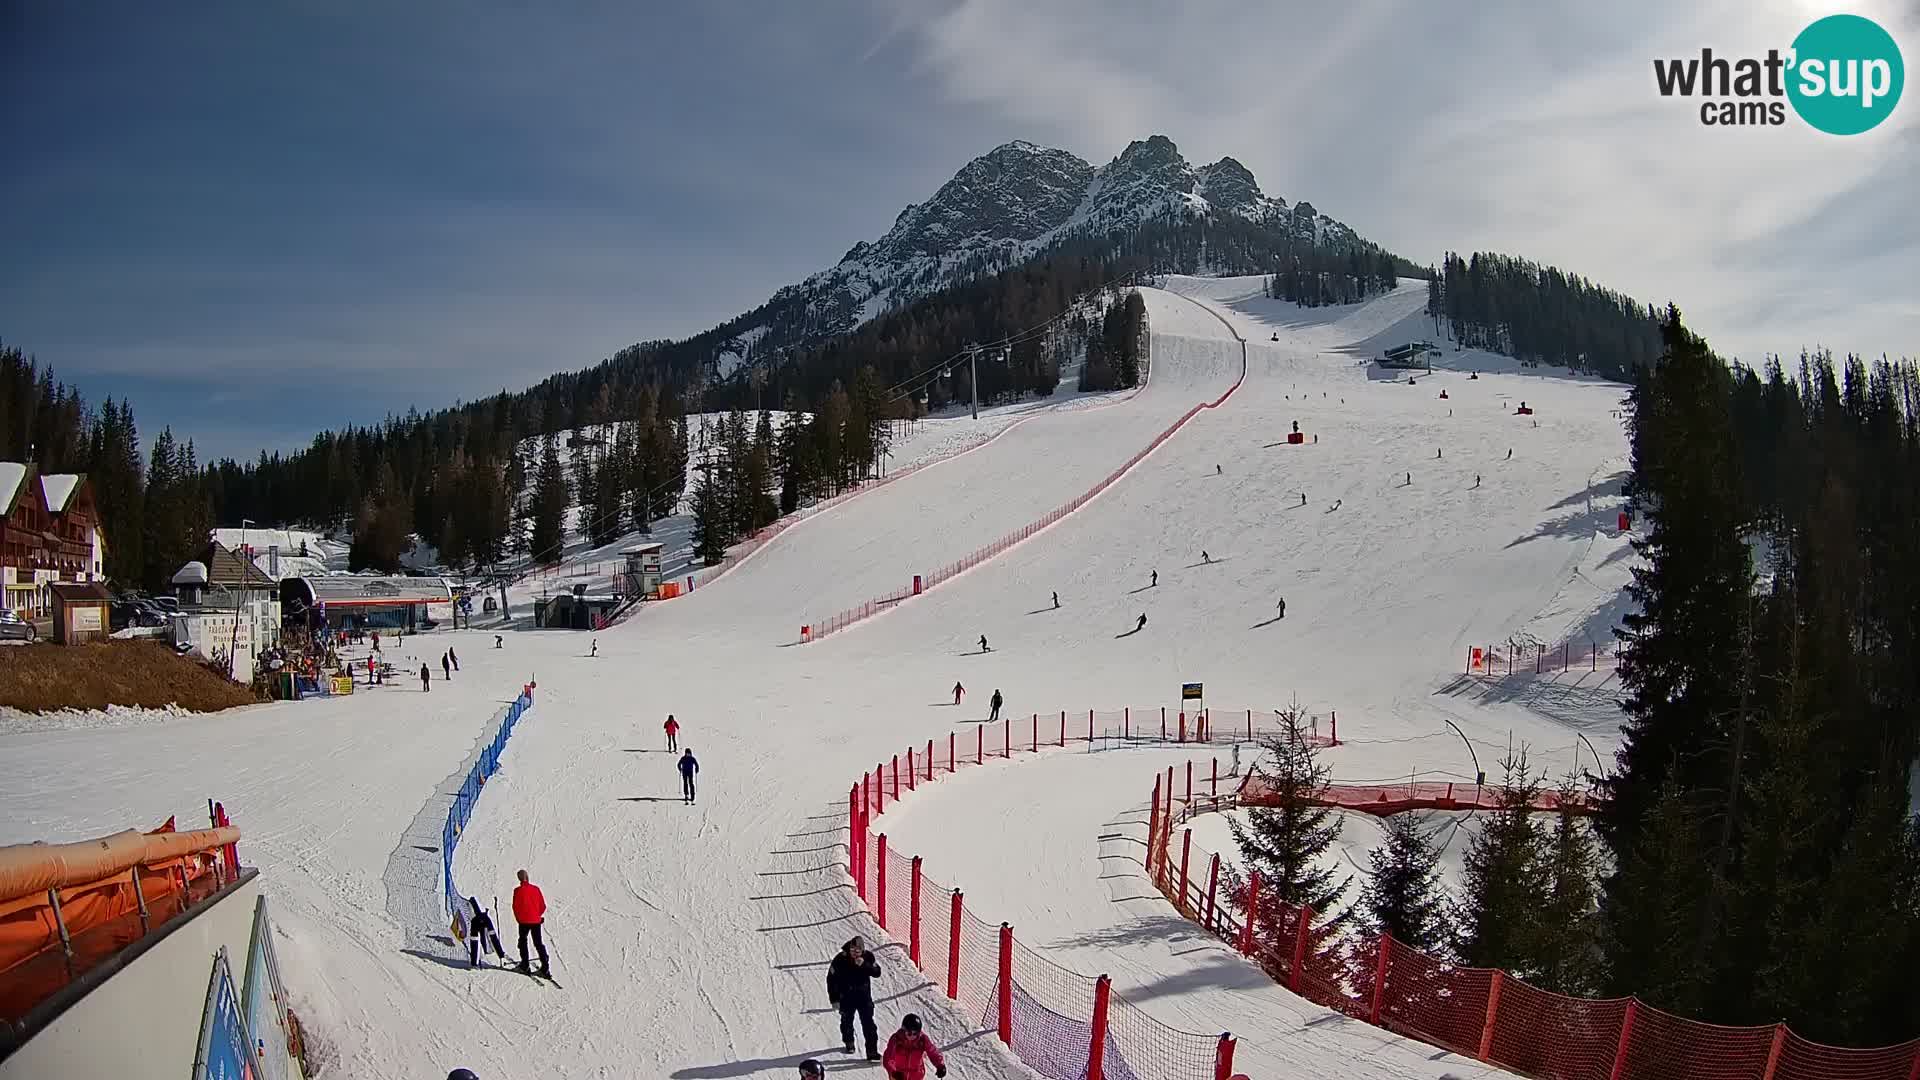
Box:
(827, 936), (882, 1059)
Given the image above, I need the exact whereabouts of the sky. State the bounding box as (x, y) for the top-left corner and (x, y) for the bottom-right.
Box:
(2, 0), (1914, 461)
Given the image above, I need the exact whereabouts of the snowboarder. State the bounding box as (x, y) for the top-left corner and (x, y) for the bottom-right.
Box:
(952, 682), (964, 706)
(827, 936), (882, 1059)
(589, 639), (598, 658)
(1136, 613), (1148, 632)
(420, 663), (431, 692)
(978, 635), (990, 653)
(1201, 551), (1210, 564)
(494, 635), (503, 648)
(679, 748), (699, 804)
(511, 869), (549, 977)
(988, 689), (1003, 724)
(449, 647), (459, 672)
(664, 714), (679, 751)
(1150, 570), (1158, 588)
(1051, 591), (1060, 609)
(1276, 598), (1287, 619)
(464, 897), (504, 968)
(883, 1014), (947, 1080)
(441, 651), (452, 680)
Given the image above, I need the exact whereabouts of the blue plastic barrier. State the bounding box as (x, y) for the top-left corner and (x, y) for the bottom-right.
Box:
(440, 691), (534, 916)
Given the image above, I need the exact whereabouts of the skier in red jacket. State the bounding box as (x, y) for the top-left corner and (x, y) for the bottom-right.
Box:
(664, 714), (680, 751)
(882, 1014), (945, 1080)
(511, 869), (550, 977)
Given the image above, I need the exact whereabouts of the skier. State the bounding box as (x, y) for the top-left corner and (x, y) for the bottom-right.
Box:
(1276, 598), (1287, 619)
(1300, 492), (1307, 507)
(1150, 570), (1158, 588)
(1437, 448), (1443, 459)
(1051, 591), (1060, 609)
(1507, 448), (1513, 459)
(883, 1014), (947, 1080)
(590, 638), (598, 658)
(988, 689), (1003, 724)
(1331, 499), (1342, 511)
(952, 682), (964, 706)
(449, 646), (459, 672)
(978, 635), (990, 653)
(1406, 472), (1412, 486)
(365, 655), (376, 687)
(420, 663), (431, 692)
(1216, 464), (1223, 475)
(827, 936), (882, 1059)
(1136, 613), (1148, 632)
(679, 748), (699, 804)
(664, 714), (679, 751)
(464, 897), (504, 969)
(1474, 474), (1482, 488)
(494, 635), (503, 649)
(441, 651), (452, 681)
(511, 869), (550, 978)
(1201, 551), (1210, 564)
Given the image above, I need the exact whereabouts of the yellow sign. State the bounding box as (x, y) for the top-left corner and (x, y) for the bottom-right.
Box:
(331, 676), (355, 696)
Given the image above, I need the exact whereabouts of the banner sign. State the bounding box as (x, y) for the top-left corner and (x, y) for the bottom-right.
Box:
(243, 899), (289, 1080)
(194, 947), (254, 1080)
(1181, 682), (1203, 701)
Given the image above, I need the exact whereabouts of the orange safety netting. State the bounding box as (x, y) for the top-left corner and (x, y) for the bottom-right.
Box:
(1149, 783), (1920, 1080)
(0, 823), (240, 1026)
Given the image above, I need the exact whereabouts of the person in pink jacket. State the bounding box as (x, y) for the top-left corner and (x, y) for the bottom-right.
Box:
(881, 1014), (945, 1080)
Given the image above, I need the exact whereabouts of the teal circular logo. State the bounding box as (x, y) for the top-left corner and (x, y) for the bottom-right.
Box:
(1787, 14), (1904, 134)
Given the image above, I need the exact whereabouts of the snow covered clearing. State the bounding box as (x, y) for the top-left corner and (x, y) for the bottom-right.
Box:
(0, 278), (1634, 1079)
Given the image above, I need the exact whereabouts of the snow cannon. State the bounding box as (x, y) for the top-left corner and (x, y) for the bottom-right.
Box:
(1286, 420), (1304, 445)
(1515, 401), (1534, 416)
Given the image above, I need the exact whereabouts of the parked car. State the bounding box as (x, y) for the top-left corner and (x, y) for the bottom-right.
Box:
(0, 609), (38, 644)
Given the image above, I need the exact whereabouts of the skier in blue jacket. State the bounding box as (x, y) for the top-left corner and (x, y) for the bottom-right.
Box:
(679, 749), (699, 804)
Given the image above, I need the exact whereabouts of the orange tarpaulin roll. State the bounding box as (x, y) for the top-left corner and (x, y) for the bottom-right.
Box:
(0, 826), (238, 905)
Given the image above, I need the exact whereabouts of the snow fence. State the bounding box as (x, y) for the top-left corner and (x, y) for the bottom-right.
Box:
(843, 708), (1299, 1080)
(439, 687), (535, 918)
(1146, 764), (1920, 1080)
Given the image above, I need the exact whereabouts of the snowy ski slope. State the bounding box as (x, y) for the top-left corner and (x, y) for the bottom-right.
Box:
(0, 278), (1633, 1080)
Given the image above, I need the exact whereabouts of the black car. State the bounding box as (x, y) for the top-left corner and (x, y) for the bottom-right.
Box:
(0, 609), (38, 644)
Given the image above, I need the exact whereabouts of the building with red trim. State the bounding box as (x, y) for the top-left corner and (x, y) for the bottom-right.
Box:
(0, 463), (106, 619)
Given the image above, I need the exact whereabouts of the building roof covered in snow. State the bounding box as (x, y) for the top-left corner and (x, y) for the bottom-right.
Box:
(0, 462), (92, 518)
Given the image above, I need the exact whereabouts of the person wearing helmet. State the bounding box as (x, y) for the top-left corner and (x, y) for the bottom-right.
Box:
(448, 1070), (480, 1080)
(798, 1060), (825, 1080)
(882, 1014), (946, 1080)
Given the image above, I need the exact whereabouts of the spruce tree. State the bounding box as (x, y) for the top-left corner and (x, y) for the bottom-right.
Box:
(529, 434), (569, 565)
(1359, 813), (1447, 950)
(1533, 777), (1603, 995)
(1604, 778), (1713, 1014)
(1228, 706), (1352, 930)
(1454, 751), (1548, 973)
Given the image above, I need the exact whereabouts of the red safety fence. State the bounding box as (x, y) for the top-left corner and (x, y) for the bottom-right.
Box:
(1468, 637), (1622, 678)
(1145, 768), (1920, 1080)
(804, 340), (1249, 644)
(847, 721), (1240, 1080)
(1237, 776), (1597, 818)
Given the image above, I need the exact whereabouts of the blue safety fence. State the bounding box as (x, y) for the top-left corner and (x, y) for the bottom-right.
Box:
(440, 690), (534, 916)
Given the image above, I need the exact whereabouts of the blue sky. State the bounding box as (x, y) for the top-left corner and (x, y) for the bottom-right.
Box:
(3, 1), (1913, 461)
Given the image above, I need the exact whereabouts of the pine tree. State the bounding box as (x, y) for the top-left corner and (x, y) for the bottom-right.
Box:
(1454, 751), (1549, 973)
(1228, 706), (1352, 922)
(529, 434), (570, 565)
(689, 467), (727, 566)
(1604, 778), (1713, 1014)
(1359, 814), (1447, 950)
(1533, 777), (1603, 995)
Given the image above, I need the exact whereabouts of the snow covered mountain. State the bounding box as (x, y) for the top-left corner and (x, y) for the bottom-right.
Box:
(704, 135), (1385, 379)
